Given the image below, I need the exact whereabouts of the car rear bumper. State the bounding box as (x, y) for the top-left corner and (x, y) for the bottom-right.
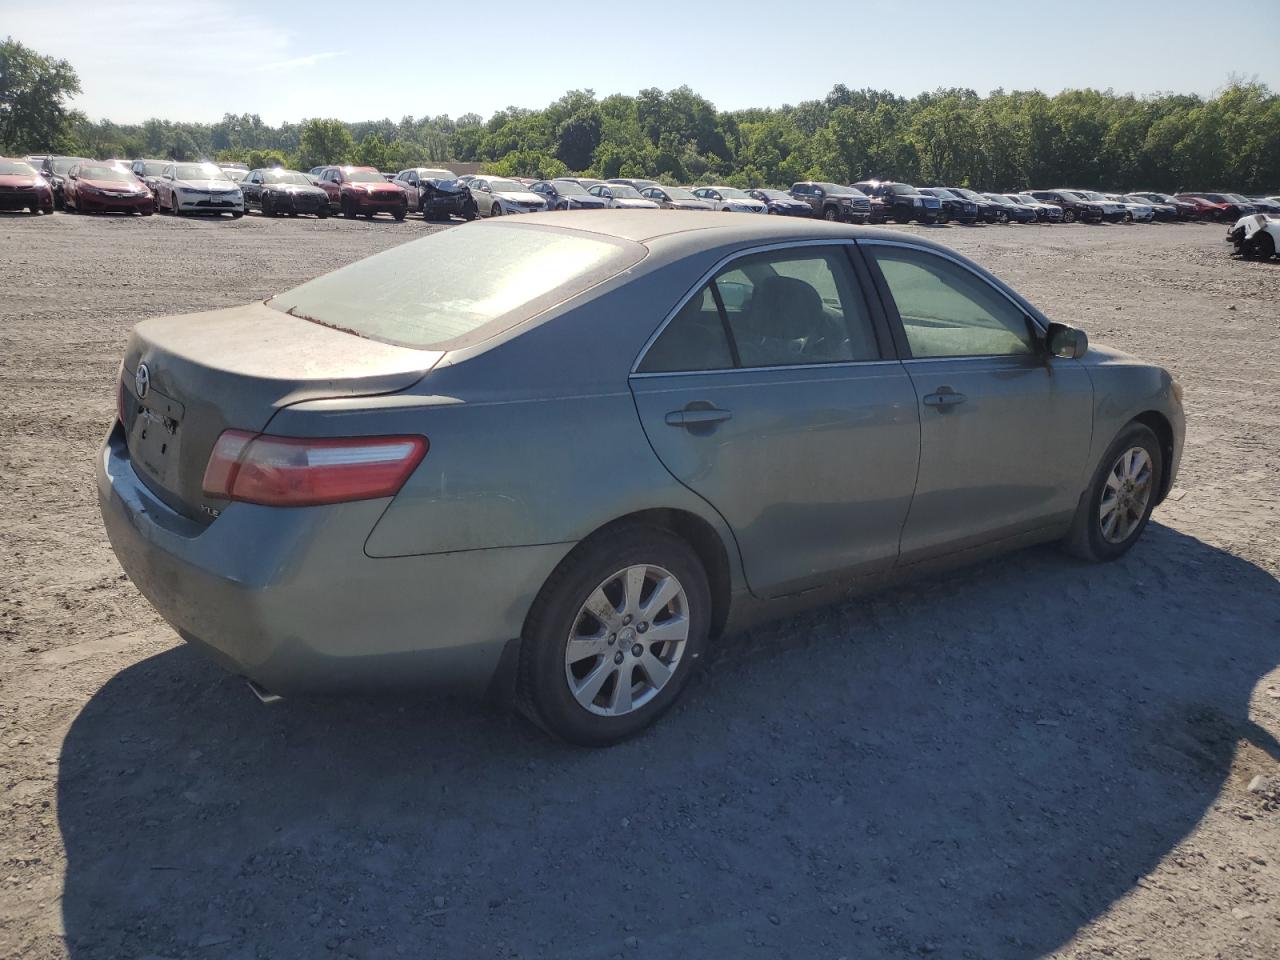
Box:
(97, 423), (572, 695)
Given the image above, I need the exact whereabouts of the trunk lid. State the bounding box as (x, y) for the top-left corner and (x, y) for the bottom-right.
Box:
(120, 301), (441, 522)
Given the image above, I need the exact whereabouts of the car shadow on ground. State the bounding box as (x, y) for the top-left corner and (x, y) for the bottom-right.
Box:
(57, 523), (1280, 959)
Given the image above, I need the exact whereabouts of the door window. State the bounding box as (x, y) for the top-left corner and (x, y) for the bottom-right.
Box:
(867, 245), (1034, 359)
(638, 246), (879, 372)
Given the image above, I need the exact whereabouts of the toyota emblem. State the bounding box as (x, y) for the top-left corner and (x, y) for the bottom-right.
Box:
(135, 362), (151, 400)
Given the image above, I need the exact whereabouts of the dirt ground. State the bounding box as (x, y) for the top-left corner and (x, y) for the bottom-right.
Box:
(1, 211), (1277, 960)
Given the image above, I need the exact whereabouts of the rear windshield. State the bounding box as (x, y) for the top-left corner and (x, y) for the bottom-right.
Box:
(268, 223), (643, 350)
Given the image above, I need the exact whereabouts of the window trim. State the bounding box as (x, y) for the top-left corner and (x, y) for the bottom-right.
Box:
(630, 239), (893, 377)
(857, 238), (1047, 363)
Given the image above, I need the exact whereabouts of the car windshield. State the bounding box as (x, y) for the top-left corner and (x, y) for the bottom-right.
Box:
(78, 164), (132, 181)
(608, 184), (644, 199)
(263, 170), (312, 185)
(270, 224), (643, 351)
(890, 184), (921, 195)
(175, 163), (229, 181)
(715, 187), (751, 199)
(0, 160), (36, 176)
(922, 188), (955, 198)
(1227, 194), (1250, 202)
(756, 189), (788, 199)
(1081, 192), (1106, 200)
(346, 170), (385, 183)
(51, 158), (84, 175)
(551, 179), (588, 195)
(139, 161), (167, 176)
(486, 179), (525, 193)
(949, 189), (979, 200)
(984, 194), (1012, 205)
(1005, 195), (1029, 204)
(1055, 191), (1082, 201)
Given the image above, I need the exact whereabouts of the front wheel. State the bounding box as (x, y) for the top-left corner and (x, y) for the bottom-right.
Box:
(489, 202), (503, 217)
(822, 205), (839, 222)
(1063, 209), (1077, 223)
(1064, 423), (1163, 562)
(342, 197), (357, 218)
(393, 207), (406, 222)
(517, 525), (710, 746)
(1245, 232), (1276, 260)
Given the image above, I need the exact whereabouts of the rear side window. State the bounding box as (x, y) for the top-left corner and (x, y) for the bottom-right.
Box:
(270, 224), (643, 350)
(638, 246), (879, 373)
(867, 245), (1034, 359)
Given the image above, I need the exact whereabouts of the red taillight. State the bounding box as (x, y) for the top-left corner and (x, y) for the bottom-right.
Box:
(202, 431), (427, 507)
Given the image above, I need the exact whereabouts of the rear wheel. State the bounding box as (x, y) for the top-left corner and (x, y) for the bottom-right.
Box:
(1065, 422), (1163, 562)
(822, 205), (839, 222)
(517, 525), (710, 746)
(1063, 208), (1077, 223)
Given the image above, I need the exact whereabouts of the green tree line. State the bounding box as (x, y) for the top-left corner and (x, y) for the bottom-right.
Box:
(4, 37), (1277, 191)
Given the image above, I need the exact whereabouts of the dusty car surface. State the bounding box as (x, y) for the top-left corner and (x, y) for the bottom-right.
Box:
(98, 212), (1184, 745)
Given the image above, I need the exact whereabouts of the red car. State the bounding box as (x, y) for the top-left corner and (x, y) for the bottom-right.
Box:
(1174, 193), (1231, 221)
(0, 157), (54, 214)
(64, 162), (155, 215)
(314, 165), (407, 220)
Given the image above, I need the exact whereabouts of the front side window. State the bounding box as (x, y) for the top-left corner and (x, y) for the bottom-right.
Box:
(867, 245), (1034, 359)
(638, 246), (879, 373)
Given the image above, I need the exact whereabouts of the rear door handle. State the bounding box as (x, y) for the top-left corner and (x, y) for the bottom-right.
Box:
(922, 387), (967, 410)
(665, 406), (733, 427)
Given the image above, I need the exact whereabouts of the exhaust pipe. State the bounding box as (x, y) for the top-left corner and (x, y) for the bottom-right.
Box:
(246, 678), (283, 705)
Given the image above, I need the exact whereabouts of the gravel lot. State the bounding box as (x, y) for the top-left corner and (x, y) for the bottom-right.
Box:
(1, 211), (1277, 960)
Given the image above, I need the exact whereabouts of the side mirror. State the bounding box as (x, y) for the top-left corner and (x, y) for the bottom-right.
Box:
(1046, 321), (1088, 359)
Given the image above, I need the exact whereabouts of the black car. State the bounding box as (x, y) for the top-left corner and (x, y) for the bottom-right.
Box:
(851, 180), (944, 224)
(942, 187), (1005, 223)
(917, 187), (979, 224)
(746, 188), (813, 216)
(1027, 189), (1105, 223)
(788, 182), (872, 223)
(1127, 192), (1196, 220)
(982, 193), (1039, 223)
(40, 155), (90, 209)
(392, 168), (477, 221)
(241, 168), (329, 217)
(528, 178), (609, 211)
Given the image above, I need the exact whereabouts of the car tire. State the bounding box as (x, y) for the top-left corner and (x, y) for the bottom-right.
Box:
(517, 524), (711, 746)
(394, 207), (406, 222)
(261, 194), (274, 217)
(1123, 211), (1133, 223)
(1063, 209), (1077, 223)
(1245, 233), (1276, 260)
(1064, 422), (1163, 563)
(231, 211), (243, 219)
(316, 209), (329, 219)
(490, 203), (503, 217)
(342, 197), (356, 218)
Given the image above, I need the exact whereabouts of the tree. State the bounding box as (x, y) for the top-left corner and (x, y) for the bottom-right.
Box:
(353, 131), (389, 169)
(554, 111), (602, 171)
(0, 37), (82, 152)
(294, 118), (354, 169)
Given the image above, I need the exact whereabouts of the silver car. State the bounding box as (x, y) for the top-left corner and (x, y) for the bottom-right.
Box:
(98, 212), (1184, 745)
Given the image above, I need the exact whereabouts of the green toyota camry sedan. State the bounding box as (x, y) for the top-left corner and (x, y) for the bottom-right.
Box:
(98, 211), (1184, 745)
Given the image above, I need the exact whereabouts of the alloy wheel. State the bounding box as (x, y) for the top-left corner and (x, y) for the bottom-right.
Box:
(1099, 447), (1154, 544)
(563, 564), (689, 717)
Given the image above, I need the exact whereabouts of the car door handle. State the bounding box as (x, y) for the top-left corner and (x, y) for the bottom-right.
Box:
(665, 406), (733, 427)
(922, 387), (967, 409)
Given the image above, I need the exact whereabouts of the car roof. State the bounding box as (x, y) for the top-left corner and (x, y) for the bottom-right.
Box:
(508, 209), (949, 247)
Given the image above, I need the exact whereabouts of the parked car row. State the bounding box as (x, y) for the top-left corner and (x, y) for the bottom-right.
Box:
(8, 154), (1278, 229)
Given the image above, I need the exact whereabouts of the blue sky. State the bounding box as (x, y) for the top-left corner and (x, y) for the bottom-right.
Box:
(7, 0), (1279, 124)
